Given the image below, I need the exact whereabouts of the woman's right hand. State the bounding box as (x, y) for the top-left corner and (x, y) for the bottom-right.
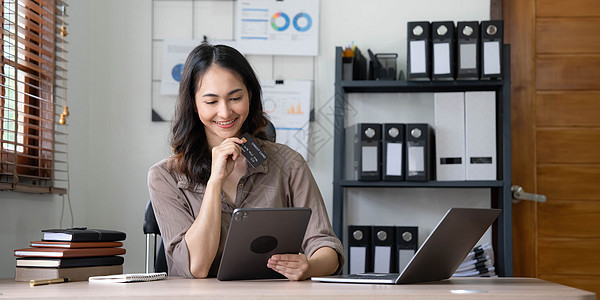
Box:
(209, 137), (244, 183)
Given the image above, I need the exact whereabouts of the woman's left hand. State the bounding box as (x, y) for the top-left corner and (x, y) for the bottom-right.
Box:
(267, 254), (310, 281)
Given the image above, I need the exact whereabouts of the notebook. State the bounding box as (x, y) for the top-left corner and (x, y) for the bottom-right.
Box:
(89, 272), (167, 283)
(217, 207), (311, 281)
(15, 265), (123, 282)
(14, 247), (126, 258)
(16, 256), (124, 268)
(42, 228), (126, 242)
(30, 241), (123, 248)
(311, 208), (501, 284)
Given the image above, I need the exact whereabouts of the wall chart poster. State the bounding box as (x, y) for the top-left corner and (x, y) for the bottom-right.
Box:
(261, 79), (312, 160)
(160, 39), (200, 96)
(236, 0), (319, 56)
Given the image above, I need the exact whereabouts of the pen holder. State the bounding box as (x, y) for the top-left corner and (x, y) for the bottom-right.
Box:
(370, 53), (398, 80)
(342, 56), (353, 80)
(342, 47), (367, 81)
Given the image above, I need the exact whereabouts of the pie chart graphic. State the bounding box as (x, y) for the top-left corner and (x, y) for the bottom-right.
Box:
(171, 63), (184, 82)
(293, 12), (312, 32)
(263, 98), (276, 114)
(271, 12), (290, 31)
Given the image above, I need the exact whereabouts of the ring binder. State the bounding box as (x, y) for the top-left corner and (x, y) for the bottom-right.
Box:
(481, 20), (504, 79)
(407, 21), (432, 80)
(345, 123), (382, 181)
(432, 21), (455, 80)
(396, 226), (418, 273)
(382, 123), (406, 181)
(406, 124), (434, 181)
(457, 21), (480, 80)
(372, 226), (396, 273)
(348, 225), (373, 274)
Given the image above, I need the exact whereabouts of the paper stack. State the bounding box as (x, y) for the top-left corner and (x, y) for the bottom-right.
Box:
(13, 228), (127, 282)
(452, 242), (497, 277)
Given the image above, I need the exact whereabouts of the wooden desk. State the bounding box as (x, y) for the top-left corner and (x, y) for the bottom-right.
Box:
(0, 277), (595, 299)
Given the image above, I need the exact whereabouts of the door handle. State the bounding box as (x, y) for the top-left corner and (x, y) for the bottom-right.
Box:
(511, 185), (547, 203)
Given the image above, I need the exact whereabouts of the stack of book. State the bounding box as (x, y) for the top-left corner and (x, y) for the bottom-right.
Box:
(453, 243), (497, 277)
(14, 228), (127, 282)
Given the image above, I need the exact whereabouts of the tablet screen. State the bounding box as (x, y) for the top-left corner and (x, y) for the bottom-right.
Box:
(217, 207), (311, 281)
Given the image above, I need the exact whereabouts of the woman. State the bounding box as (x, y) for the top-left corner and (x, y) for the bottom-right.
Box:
(148, 43), (344, 280)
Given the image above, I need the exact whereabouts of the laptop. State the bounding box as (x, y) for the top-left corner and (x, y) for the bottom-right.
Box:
(311, 207), (501, 284)
(217, 207), (311, 281)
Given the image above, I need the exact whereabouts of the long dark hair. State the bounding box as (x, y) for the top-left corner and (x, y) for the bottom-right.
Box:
(169, 43), (269, 185)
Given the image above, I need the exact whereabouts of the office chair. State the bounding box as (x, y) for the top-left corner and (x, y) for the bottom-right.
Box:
(143, 122), (276, 273)
(263, 120), (276, 143)
(143, 200), (167, 273)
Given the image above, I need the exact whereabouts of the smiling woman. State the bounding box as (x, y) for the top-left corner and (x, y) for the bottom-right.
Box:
(0, 0), (69, 194)
(147, 43), (344, 281)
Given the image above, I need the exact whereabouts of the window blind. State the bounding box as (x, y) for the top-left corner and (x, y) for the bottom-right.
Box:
(1, 0), (68, 194)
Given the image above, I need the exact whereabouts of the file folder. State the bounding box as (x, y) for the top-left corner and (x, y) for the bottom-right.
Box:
(407, 21), (431, 80)
(348, 225), (372, 274)
(372, 226), (396, 273)
(406, 124), (433, 181)
(382, 123), (405, 181)
(354, 47), (368, 80)
(480, 20), (503, 79)
(368, 51), (398, 80)
(456, 21), (480, 80)
(465, 91), (496, 180)
(345, 123), (382, 181)
(434, 92), (466, 181)
(376, 53), (398, 80)
(396, 226), (418, 273)
(432, 21), (455, 80)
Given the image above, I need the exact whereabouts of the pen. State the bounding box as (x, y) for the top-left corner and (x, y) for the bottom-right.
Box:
(29, 277), (70, 287)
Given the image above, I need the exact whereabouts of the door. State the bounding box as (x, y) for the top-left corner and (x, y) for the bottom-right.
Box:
(504, 0), (600, 294)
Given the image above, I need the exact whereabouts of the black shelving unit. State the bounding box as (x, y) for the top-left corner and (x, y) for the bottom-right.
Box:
(332, 45), (512, 276)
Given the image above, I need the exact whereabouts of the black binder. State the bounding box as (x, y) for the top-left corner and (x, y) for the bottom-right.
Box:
(406, 123), (433, 181)
(346, 123), (382, 181)
(382, 123), (405, 181)
(371, 226), (396, 273)
(431, 21), (455, 80)
(396, 226), (418, 273)
(480, 20), (503, 80)
(348, 225), (372, 274)
(456, 21), (480, 80)
(407, 21), (431, 80)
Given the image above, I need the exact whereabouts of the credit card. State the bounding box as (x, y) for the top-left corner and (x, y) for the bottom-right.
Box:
(238, 133), (268, 169)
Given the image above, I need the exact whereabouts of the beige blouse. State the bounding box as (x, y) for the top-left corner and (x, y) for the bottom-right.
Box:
(147, 139), (344, 278)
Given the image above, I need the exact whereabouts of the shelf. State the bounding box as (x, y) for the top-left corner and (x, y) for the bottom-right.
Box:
(340, 180), (504, 188)
(341, 80), (504, 93)
(332, 45), (513, 277)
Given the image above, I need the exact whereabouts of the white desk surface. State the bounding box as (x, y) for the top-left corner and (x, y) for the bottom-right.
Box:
(0, 276), (596, 299)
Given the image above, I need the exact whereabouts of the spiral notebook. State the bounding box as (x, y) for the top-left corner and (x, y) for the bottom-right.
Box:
(89, 272), (166, 283)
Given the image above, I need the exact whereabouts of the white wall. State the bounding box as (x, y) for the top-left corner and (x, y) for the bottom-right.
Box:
(0, 0), (490, 278)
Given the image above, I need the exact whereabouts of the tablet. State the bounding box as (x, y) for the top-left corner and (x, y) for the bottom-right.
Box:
(217, 207), (311, 281)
